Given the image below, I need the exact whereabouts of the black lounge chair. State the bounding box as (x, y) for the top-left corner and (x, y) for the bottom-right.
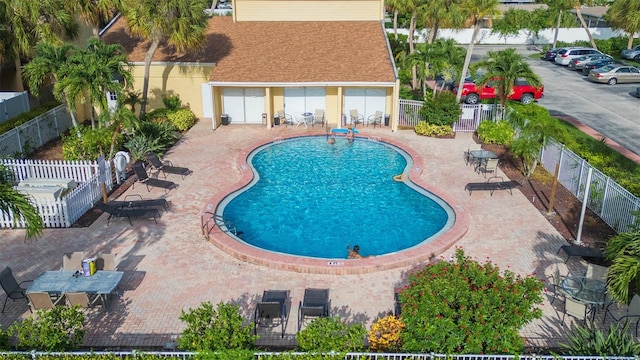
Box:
(557, 245), (605, 264)
(146, 153), (191, 179)
(96, 202), (161, 226)
(0, 267), (32, 313)
(109, 194), (169, 211)
(132, 162), (177, 193)
(254, 290), (289, 338)
(297, 288), (330, 331)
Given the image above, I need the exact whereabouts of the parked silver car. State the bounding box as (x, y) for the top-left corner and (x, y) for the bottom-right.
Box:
(621, 45), (640, 61)
(567, 54), (612, 71)
(588, 65), (640, 85)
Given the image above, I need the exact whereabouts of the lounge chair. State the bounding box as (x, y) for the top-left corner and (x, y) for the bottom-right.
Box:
(0, 267), (32, 313)
(109, 194), (169, 211)
(349, 109), (364, 127)
(557, 245), (604, 264)
(312, 109), (325, 127)
(132, 162), (177, 193)
(297, 288), (330, 331)
(367, 110), (383, 128)
(96, 202), (161, 226)
(63, 251), (85, 271)
(146, 153), (192, 179)
(254, 290), (289, 338)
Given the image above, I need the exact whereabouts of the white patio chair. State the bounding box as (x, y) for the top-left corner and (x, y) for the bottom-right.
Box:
(349, 109), (364, 127)
(367, 110), (383, 128)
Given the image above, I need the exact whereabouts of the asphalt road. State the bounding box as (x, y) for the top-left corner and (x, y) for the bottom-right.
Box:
(472, 45), (640, 157)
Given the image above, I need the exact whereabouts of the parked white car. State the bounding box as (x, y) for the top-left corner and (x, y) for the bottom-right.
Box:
(621, 45), (640, 61)
(555, 47), (602, 66)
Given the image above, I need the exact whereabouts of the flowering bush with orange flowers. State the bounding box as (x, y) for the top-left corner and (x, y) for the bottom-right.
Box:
(399, 248), (544, 354)
(368, 315), (406, 352)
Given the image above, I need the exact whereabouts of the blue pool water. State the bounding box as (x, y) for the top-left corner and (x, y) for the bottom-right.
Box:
(218, 136), (454, 259)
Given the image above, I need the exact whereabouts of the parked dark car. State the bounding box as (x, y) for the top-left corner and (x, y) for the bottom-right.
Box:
(580, 58), (619, 75)
(541, 48), (562, 61)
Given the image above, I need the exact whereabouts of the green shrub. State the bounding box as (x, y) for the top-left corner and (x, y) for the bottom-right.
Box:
(168, 108), (197, 131)
(296, 316), (366, 352)
(178, 301), (256, 351)
(0, 101), (61, 135)
(561, 322), (640, 356)
(162, 94), (183, 111)
(8, 305), (84, 351)
(62, 125), (118, 161)
(124, 135), (165, 162)
(477, 120), (514, 145)
(143, 108), (170, 123)
(419, 91), (461, 126)
(399, 248), (544, 354)
(414, 121), (454, 137)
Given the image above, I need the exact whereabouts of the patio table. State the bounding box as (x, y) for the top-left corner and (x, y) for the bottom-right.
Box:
(27, 270), (124, 310)
(560, 276), (607, 319)
(469, 150), (497, 172)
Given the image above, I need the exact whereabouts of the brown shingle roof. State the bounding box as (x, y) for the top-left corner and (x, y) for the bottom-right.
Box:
(101, 16), (396, 83)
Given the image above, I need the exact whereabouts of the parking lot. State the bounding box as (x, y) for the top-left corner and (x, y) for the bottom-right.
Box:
(472, 45), (640, 157)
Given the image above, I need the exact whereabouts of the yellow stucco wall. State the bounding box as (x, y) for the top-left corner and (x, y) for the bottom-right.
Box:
(234, 0), (383, 21)
(130, 64), (214, 118)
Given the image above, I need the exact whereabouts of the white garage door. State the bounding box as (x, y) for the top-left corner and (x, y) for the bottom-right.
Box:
(343, 88), (386, 120)
(222, 88), (265, 124)
(284, 87), (326, 117)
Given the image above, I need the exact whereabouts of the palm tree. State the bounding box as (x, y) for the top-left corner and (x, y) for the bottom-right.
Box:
(22, 43), (81, 128)
(604, 0), (640, 50)
(0, 0), (78, 90)
(473, 48), (542, 109)
(571, 0), (598, 49)
(120, 0), (210, 116)
(68, 0), (122, 36)
(455, 0), (500, 103)
(605, 230), (640, 304)
(385, 0), (406, 40)
(102, 105), (139, 160)
(543, 0), (575, 49)
(405, 39), (464, 98)
(0, 167), (43, 239)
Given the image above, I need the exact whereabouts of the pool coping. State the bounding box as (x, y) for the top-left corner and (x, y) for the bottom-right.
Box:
(202, 132), (469, 274)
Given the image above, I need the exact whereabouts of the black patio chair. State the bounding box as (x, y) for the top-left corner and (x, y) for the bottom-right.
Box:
(0, 267), (32, 313)
(254, 290), (289, 338)
(132, 162), (177, 193)
(146, 153), (192, 179)
(297, 288), (330, 331)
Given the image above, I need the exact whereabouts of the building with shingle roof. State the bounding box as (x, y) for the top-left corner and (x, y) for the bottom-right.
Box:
(101, 0), (400, 130)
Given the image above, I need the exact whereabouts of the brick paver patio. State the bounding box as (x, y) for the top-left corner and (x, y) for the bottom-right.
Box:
(0, 120), (620, 350)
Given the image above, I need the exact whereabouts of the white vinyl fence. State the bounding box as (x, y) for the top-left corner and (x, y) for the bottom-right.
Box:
(0, 104), (73, 158)
(540, 139), (639, 233)
(0, 91), (30, 123)
(398, 99), (500, 131)
(0, 158), (113, 228)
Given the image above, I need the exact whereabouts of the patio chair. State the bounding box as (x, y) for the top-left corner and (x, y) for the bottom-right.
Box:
(109, 194), (169, 211)
(367, 110), (383, 128)
(586, 263), (608, 283)
(146, 153), (192, 179)
(27, 292), (64, 313)
(96, 253), (117, 271)
(465, 143), (482, 166)
(349, 109), (364, 128)
(63, 251), (85, 271)
(549, 267), (567, 305)
(132, 162), (177, 193)
(277, 110), (294, 127)
(96, 202), (161, 226)
(0, 267), (32, 313)
(603, 294), (640, 336)
(479, 158), (499, 178)
(297, 288), (330, 331)
(312, 109), (325, 127)
(254, 290), (289, 338)
(562, 297), (588, 326)
(65, 292), (101, 309)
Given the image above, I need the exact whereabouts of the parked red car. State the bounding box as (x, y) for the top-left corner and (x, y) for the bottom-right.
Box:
(454, 78), (544, 105)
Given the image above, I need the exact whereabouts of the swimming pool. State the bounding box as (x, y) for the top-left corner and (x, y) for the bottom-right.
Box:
(216, 136), (455, 259)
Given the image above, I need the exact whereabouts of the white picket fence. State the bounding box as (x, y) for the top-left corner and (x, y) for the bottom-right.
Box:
(0, 158), (113, 228)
